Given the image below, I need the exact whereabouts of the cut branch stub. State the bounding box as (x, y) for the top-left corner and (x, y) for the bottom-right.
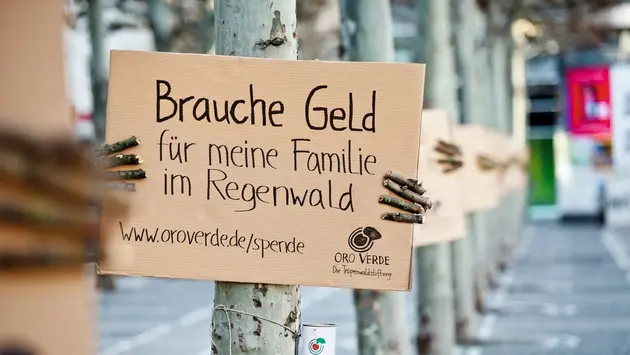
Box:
(0, 129), (89, 169)
(93, 136), (140, 158)
(378, 195), (425, 214)
(94, 137), (146, 190)
(98, 154), (142, 168)
(476, 155), (497, 171)
(103, 182), (136, 192)
(0, 204), (97, 245)
(384, 170), (426, 195)
(383, 178), (433, 210)
(103, 169), (147, 181)
(381, 212), (424, 224)
(437, 157), (463, 165)
(442, 162), (463, 174)
(434, 140), (462, 156)
(0, 125), (130, 271)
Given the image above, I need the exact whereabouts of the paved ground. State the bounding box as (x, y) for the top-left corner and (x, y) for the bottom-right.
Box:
(475, 222), (630, 355)
(97, 222), (630, 355)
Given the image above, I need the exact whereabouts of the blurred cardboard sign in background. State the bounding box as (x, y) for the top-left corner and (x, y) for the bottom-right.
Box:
(414, 109), (466, 246)
(0, 1), (94, 355)
(497, 134), (528, 193)
(453, 124), (500, 212)
(100, 50), (426, 291)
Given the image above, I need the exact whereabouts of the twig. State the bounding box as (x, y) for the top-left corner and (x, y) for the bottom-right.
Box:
(0, 160), (122, 211)
(442, 162), (463, 174)
(0, 130), (89, 169)
(97, 154), (142, 168)
(381, 212), (424, 224)
(0, 204), (97, 242)
(384, 170), (426, 195)
(383, 179), (433, 210)
(103, 169), (147, 181)
(434, 140), (462, 156)
(476, 155), (497, 171)
(437, 158), (463, 165)
(103, 182), (136, 192)
(378, 195), (425, 214)
(93, 136), (141, 158)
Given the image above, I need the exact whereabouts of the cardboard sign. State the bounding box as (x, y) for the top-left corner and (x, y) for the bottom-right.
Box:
(484, 128), (511, 196)
(100, 50), (425, 291)
(413, 109), (466, 245)
(453, 124), (500, 212)
(0, 1), (95, 355)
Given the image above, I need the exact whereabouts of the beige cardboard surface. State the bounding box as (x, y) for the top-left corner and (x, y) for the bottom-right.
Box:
(0, 0), (72, 138)
(503, 141), (529, 191)
(413, 109), (466, 246)
(100, 50), (425, 291)
(453, 124), (500, 213)
(0, 2), (94, 355)
(484, 128), (510, 196)
(0, 269), (94, 355)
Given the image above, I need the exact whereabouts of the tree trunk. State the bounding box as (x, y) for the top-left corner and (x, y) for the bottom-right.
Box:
(415, 0), (456, 353)
(450, 0), (478, 343)
(147, 0), (172, 52)
(87, 0), (107, 143)
(296, 0), (341, 61)
(87, 0), (116, 292)
(455, 0), (490, 315)
(343, 1), (412, 355)
(211, 1), (300, 354)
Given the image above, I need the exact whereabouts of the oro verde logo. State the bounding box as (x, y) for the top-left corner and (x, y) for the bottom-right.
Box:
(348, 226), (382, 253)
(308, 337), (326, 355)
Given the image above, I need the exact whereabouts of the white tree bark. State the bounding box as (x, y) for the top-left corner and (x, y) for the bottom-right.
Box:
(455, 0), (492, 314)
(449, 0), (478, 341)
(415, 0), (456, 353)
(212, 1), (300, 354)
(296, 0), (341, 60)
(343, 1), (412, 355)
(87, 0), (107, 143)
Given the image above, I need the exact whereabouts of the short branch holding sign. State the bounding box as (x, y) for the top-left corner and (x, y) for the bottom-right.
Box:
(379, 170), (433, 224)
(0, 127), (132, 355)
(434, 139), (463, 174)
(0, 127), (129, 269)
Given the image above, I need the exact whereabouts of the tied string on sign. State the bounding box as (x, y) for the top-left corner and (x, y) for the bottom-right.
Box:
(434, 139), (464, 174)
(211, 304), (301, 355)
(0, 127), (144, 270)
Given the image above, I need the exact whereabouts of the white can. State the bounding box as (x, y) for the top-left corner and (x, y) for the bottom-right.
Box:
(299, 323), (336, 355)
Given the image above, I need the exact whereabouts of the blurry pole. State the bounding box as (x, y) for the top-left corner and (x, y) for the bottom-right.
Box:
(448, 0), (478, 344)
(212, 1), (300, 354)
(493, 4), (525, 268)
(415, 0), (456, 353)
(147, 0), (172, 52)
(87, 0), (107, 143)
(296, 0), (341, 61)
(455, 0), (491, 312)
(87, 0), (116, 291)
(345, 1), (413, 354)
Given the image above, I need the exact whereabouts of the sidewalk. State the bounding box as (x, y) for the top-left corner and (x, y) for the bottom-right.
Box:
(98, 222), (630, 355)
(475, 222), (630, 355)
